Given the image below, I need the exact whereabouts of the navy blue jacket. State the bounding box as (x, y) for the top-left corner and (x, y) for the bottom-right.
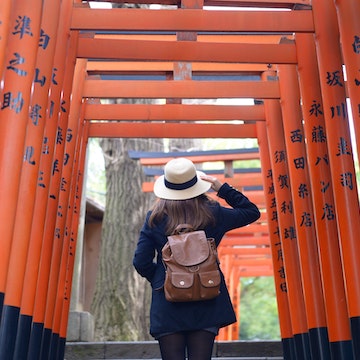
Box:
(133, 183), (261, 338)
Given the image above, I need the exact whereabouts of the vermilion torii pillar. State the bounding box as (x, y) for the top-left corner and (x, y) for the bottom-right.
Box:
(262, 71), (311, 359)
(34, 31), (80, 360)
(257, 120), (295, 360)
(296, 32), (354, 360)
(277, 63), (331, 360)
(0, 0), (12, 79)
(46, 58), (87, 360)
(21, 0), (79, 359)
(2, 0), (62, 359)
(333, 0), (360, 162)
(13, 0), (62, 357)
(312, 0), (360, 357)
(58, 109), (88, 360)
(0, 0), (43, 357)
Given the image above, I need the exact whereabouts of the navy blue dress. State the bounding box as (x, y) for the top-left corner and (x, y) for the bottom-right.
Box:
(133, 183), (261, 338)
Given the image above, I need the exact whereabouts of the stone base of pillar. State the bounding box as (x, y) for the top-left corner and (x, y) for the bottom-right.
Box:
(66, 311), (94, 342)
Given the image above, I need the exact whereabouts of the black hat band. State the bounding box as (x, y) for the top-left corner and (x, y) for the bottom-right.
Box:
(164, 175), (198, 190)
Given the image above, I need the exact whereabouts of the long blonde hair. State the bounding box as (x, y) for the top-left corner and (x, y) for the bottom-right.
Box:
(148, 194), (216, 235)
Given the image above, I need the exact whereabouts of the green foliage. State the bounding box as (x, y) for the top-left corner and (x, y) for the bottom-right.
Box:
(239, 277), (280, 340)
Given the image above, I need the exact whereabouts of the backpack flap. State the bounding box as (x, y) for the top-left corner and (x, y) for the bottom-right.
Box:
(164, 271), (195, 302)
(170, 272), (194, 289)
(167, 231), (209, 266)
(199, 270), (221, 288)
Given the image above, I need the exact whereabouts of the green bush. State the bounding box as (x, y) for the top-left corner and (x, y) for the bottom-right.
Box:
(239, 277), (280, 340)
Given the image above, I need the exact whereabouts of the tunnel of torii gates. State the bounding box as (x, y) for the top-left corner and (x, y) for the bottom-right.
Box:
(0, 0), (360, 359)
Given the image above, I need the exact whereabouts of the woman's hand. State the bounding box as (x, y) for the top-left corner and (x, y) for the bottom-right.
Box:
(200, 175), (223, 192)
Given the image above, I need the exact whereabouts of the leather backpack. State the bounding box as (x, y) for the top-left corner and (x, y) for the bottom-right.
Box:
(162, 224), (221, 302)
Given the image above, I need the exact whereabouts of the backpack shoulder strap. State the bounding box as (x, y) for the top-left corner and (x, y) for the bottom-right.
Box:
(172, 224), (194, 235)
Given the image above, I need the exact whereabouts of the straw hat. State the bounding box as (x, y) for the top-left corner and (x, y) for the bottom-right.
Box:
(153, 158), (211, 200)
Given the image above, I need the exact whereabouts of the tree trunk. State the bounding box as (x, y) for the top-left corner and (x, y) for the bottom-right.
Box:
(91, 100), (163, 341)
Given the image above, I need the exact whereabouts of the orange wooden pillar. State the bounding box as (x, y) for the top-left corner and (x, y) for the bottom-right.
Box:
(296, 33), (354, 360)
(38, 31), (79, 359)
(276, 63), (330, 359)
(231, 268), (241, 340)
(333, 0), (360, 161)
(48, 58), (86, 359)
(257, 120), (295, 360)
(0, 0), (12, 78)
(312, 1), (360, 357)
(58, 109), (89, 359)
(24, 1), (76, 359)
(217, 253), (232, 340)
(226, 263), (239, 340)
(1, 0), (62, 358)
(262, 72), (311, 359)
(0, 0), (43, 356)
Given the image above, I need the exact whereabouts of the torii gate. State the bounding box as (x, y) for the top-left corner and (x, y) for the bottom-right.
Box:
(0, 0), (360, 360)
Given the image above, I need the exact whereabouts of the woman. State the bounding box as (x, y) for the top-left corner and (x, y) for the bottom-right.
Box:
(133, 157), (260, 360)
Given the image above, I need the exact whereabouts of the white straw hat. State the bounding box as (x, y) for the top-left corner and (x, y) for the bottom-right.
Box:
(153, 158), (211, 200)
